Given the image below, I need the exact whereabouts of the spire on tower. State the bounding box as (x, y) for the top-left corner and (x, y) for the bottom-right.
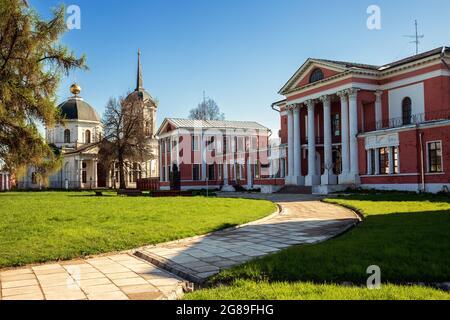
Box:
(136, 49), (144, 91)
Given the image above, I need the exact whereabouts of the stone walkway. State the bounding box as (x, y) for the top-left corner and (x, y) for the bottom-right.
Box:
(0, 254), (185, 300)
(135, 193), (360, 285)
(0, 193), (359, 300)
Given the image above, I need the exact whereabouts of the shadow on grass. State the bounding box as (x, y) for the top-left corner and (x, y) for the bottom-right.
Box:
(210, 209), (450, 286)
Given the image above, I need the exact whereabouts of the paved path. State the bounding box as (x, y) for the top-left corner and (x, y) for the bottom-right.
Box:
(0, 193), (359, 300)
(135, 193), (359, 285)
(0, 254), (185, 300)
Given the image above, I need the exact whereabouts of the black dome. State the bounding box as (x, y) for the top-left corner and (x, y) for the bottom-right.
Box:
(58, 97), (100, 122)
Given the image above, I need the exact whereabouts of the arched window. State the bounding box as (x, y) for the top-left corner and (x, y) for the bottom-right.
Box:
(402, 97), (412, 125)
(64, 129), (71, 143)
(85, 130), (91, 144)
(309, 68), (324, 83)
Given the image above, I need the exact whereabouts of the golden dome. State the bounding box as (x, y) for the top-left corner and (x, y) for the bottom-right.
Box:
(70, 83), (81, 95)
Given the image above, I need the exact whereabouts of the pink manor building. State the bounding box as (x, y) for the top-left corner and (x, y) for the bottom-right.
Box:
(156, 118), (272, 191)
(272, 47), (450, 194)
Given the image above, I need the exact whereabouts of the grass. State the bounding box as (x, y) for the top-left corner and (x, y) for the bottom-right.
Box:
(0, 191), (276, 268)
(185, 280), (450, 300)
(185, 193), (450, 300)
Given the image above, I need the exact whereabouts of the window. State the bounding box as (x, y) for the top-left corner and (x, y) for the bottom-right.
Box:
(237, 137), (244, 152)
(206, 136), (215, 151)
(193, 164), (201, 181)
(192, 135), (200, 151)
(218, 164), (223, 180)
(379, 148), (389, 175)
(332, 114), (341, 137)
(428, 142), (443, 173)
(81, 162), (87, 184)
(392, 147), (399, 174)
(236, 164), (244, 180)
(145, 121), (151, 136)
(208, 164), (215, 180)
(309, 68), (324, 83)
(223, 136), (228, 154)
(131, 163), (141, 183)
(31, 172), (37, 184)
(85, 130), (91, 144)
(370, 149), (376, 175)
(402, 97), (412, 125)
(64, 129), (71, 143)
(254, 161), (260, 179)
(162, 166), (166, 181)
(250, 137), (257, 151)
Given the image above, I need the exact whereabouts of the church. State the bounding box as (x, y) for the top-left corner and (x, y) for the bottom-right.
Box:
(18, 52), (159, 190)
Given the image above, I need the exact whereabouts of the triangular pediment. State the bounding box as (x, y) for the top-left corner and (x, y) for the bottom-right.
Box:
(279, 59), (349, 95)
(156, 118), (176, 136)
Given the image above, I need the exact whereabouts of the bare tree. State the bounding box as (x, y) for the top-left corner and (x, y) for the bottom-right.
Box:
(100, 94), (155, 189)
(189, 97), (225, 121)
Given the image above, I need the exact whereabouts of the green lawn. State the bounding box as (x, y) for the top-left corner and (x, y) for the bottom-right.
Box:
(185, 193), (450, 300)
(0, 192), (276, 268)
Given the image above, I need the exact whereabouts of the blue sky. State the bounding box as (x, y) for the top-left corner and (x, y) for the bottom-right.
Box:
(31, 0), (450, 133)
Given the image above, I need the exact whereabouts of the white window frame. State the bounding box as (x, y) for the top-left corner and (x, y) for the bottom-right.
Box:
(426, 140), (444, 173)
(192, 135), (200, 151)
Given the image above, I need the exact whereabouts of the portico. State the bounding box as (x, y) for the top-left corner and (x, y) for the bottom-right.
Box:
(285, 89), (361, 188)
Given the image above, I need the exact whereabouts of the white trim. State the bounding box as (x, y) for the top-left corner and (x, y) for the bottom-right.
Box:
(360, 173), (419, 178)
(359, 120), (450, 138)
(285, 68), (450, 103)
(381, 69), (450, 91)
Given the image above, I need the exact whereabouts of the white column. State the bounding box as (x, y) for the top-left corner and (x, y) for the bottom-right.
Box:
(159, 142), (163, 182)
(305, 100), (320, 186)
(176, 136), (180, 167)
(293, 105), (304, 186)
(388, 147), (394, 174)
(247, 158), (253, 189)
(367, 150), (372, 175)
(338, 91), (350, 184)
(320, 95), (337, 185)
(78, 158), (83, 189)
(348, 88), (360, 184)
(374, 149), (380, 175)
(165, 140), (169, 182)
(201, 133), (206, 180)
(375, 90), (383, 130)
(223, 160), (229, 185)
(93, 160), (98, 188)
(286, 107), (294, 185)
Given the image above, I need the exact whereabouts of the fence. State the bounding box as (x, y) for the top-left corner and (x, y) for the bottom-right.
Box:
(136, 177), (160, 191)
(363, 109), (450, 133)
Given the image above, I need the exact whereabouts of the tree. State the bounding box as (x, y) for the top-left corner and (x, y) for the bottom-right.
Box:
(188, 97), (225, 121)
(0, 0), (86, 178)
(100, 94), (156, 189)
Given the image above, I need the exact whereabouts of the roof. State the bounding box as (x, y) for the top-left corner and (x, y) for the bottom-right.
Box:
(315, 47), (450, 72)
(279, 46), (450, 94)
(58, 97), (101, 122)
(157, 118), (269, 135)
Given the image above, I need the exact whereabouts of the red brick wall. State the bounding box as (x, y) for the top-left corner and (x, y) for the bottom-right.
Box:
(359, 124), (450, 185)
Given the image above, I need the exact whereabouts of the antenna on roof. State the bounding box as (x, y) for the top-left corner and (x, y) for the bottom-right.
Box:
(403, 20), (424, 55)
